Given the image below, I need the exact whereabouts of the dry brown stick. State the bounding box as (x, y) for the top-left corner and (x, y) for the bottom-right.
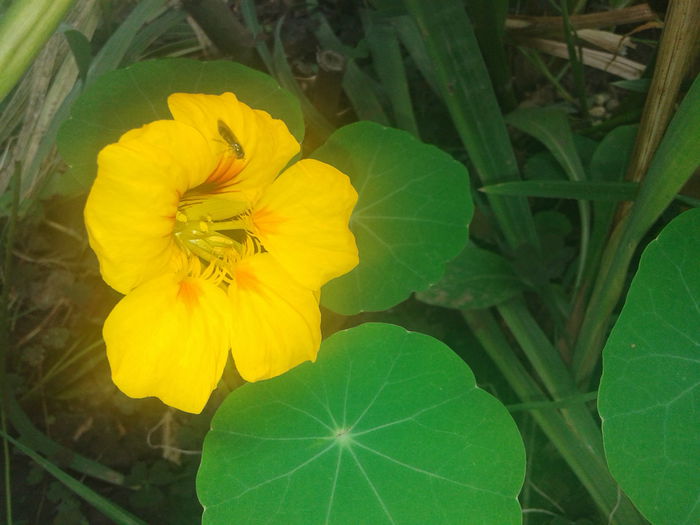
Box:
(506, 3), (657, 36)
(624, 0), (700, 186)
(519, 37), (645, 79)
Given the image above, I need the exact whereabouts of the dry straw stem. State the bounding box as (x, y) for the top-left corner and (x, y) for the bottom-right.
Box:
(505, 3), (657, 36)
(576, 28), (635, 54)
(520, 37), (645, 79)
(623, 0), (700, 185)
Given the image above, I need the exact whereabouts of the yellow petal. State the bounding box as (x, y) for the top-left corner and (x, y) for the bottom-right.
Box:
(168, 92), (300, 196)
(104, 273), (232, 414)
(228, 253), (321, 382)
(85, 120), (218, 294)
(251, 159), (359, 290)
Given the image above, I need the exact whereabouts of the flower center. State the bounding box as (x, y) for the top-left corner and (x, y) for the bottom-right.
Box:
(173, 193), (261, 276)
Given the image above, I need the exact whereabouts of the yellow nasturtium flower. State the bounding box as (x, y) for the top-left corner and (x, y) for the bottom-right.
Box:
(85, 92), (358, 413)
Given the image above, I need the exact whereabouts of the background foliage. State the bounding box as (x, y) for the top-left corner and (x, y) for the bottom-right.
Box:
(1, 0), (698, 524)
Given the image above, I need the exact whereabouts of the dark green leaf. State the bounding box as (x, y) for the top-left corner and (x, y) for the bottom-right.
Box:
(198, 323), (525, 524)
(416, 242), (525, 310)
(312, 121), (472, 314)
(611, 79), (651, 93)
(588, 126), (638, 183)
(523, 134), (598, 181)
(506, 107), (586, 182)
(480, 180), (638, 201)
(506, 106), (590, 286)
(598, 209), (700, 525)
(63, 29), (92, 85)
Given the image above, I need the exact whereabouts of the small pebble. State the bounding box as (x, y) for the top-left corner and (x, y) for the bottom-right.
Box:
(594, 93), (611, 105)
(588, 106), (607, 118)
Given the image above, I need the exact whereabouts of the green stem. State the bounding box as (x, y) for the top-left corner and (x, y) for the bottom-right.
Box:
(463, 309), (645, 524)
(507, 391), (598, 412)
(573, 49), (700, 385)
(560, 0), (588, 117)
(0, 0), (76, 101)
(1, 432), (146, 525)
(518, 48), (576, 105)
(497, 298), (603, 454)
(239, 0), (274, 72)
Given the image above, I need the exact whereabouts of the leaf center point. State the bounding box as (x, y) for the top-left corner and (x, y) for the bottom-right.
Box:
(333, 427), (354, 447)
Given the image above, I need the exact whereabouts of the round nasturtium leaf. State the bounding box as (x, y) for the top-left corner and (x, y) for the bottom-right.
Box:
(198, 323), (525, 525)
(54, 58), (303, 196)
(598, 209), (700, 525)
(312, 122), (472, 315)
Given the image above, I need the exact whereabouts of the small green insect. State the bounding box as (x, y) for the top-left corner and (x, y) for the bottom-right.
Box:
(217, 119), (245, 159)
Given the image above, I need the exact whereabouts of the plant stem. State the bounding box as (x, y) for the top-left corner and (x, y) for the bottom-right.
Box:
(518, 47), (576, 104)
(560, 0), (589, 117)
(622, 0), (700, 187)
(0, 0), (76, 101)
(507, 391), (598, 412)
(573, 16), (700, 385)
(1, 432), (146, 525)
(463, 309), (646, 524)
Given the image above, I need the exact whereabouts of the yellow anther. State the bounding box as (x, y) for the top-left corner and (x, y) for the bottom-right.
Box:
(199, 221), (209, 232)
(176, 211), (188, 223)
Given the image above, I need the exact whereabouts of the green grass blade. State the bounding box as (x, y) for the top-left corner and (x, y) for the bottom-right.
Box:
(580, 125), (638, 290)
(401, 0), (539, 253)
(361, 9), (419, 136)
(463, 309), (645, 524)
(574, 73), (700, 384)
(506, 391), (598, 413)
(463, 0), (516, 111)
(7, 394), (127, 486)
(239, 0), (274, 71)
(481, 180), (638, 201)
(560, 0), (589, 116)
(88, 0), (168, 80)
(1, 432), (147, 525)
(392, 15), (441, 96)
(121, 9), (187, 64)
(311, 13), (390, 125)
(271, 20), (333, 147)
